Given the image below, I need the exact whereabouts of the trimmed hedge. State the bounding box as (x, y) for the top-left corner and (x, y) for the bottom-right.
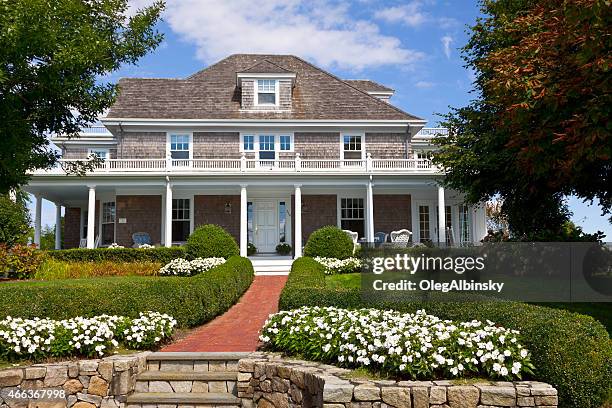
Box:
(304, 225), (354, 259)
(186, 224), (239, 259)
(280, 258), (612, 408)
(0, 256), (254, 328)
(46, 247), (185, 264)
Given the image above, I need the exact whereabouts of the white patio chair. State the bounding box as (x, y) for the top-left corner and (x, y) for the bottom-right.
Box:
(390, 229), (412, 248)
(79, 238), (87, 248)
(342, 229), (359, 253)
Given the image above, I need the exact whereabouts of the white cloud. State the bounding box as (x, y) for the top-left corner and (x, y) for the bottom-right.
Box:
(441, 35), (453, 59)
(145, 0), (424, 71)
(415, 80), (435, 89)
(374, 2), (428, 27)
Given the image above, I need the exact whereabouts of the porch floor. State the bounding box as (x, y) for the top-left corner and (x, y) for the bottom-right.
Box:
(162, 275), (288, 352)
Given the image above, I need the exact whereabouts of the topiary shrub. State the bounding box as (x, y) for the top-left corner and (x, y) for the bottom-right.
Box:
(304, 225), (354, 259)
(185, 224), (239, 259)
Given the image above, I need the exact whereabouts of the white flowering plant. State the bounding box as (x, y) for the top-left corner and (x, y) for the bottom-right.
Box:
(314, 257), (362, 275)
(107, 243), (125, 249)
(0, 312), (176, 361)
(114, 312), (177, 350)
(138, 244), (155, 249)
(260, 307), (534, 380)
(158, 257), (226, 276)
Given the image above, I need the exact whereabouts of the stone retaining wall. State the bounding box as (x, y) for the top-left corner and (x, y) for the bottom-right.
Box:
(236, 354), (558, 408)
(0, 352), (149, 408)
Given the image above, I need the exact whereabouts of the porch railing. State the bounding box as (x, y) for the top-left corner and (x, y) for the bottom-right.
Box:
(34, 154), (440, 175)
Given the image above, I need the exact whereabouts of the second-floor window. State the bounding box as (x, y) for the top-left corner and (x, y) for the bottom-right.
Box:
(240, 133), (293, 157)
(256, 79), (277, 105)
(169, 134), (190, 160)
(259, 135), (275, 160)
(280, 135), (291, 151)
(342, 134), (363, 160)
(88, 148), (109, 159)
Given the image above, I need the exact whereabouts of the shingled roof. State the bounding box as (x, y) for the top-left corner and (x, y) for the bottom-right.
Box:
(107, 54), (421, 121)
(239, 59), (293, 74)
(344, 79), (394, 93)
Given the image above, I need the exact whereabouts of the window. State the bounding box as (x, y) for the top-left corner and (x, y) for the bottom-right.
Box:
(243, 135), (254, 151)
(279, 201), (286, 243)
(172, 199), (190, 242)
(279, 135), (291, 151)
(88, 148), (108, 159)
(340, 198), (364, 238)
(259, 135), (275, 160)
(169, 134), (190, 160)
(445, 205), (453, 244)
(102, 202), (115, 246)
(342, 134), (363, 160)
(415, 150), (434, 160)
(419, 205), (431, 242)
(247, 201), (254, 243)
(256, 79), (277, 105)
(459, 205), (471, 245)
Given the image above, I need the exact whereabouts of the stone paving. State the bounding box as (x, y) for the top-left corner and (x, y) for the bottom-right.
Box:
(162, 275), (288, 352)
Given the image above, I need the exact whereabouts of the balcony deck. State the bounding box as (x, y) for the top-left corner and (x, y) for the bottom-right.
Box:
(32, 157), (440, 176)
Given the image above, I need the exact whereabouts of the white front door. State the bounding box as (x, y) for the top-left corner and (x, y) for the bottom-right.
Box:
(254, 200), (278, 252)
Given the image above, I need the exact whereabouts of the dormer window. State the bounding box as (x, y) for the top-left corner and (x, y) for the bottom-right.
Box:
(256, 79), (278, 106)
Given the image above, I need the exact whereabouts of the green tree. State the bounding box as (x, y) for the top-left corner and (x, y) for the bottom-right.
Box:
(434, 0), (611, 238)
(0, 0), (164, 193)
(0, 192), (31, 247)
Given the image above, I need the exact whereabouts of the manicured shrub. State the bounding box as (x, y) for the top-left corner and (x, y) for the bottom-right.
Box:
(0, 244), (44, 279)
(185, 224), (239, 259)
(304, 226), (354, 259)
(276, 243), (291, 255)
(279, 258), (612, 408)
(0, 256), (254, 328)
(35, 259), (161, 280)
(46, 247), (185, 263)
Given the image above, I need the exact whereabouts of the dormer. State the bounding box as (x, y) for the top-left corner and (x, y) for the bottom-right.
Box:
(237, 60), (296, 111)
(344, 79), (395, 103)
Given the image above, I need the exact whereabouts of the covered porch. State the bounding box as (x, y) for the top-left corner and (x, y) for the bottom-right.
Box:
(25, 175), (487, 255)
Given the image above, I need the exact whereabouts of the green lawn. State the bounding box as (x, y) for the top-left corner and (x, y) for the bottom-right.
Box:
(325, 273), (612, 334)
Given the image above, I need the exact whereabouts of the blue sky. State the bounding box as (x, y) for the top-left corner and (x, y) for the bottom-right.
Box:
(29, 0), (611, 238)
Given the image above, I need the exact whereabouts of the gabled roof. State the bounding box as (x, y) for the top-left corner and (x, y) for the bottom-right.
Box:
(344, 79), (394, 93)
(107, 54), (422, 121)
(239, 59), (293, 74)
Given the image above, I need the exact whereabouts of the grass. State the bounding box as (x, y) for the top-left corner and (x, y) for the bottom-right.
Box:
(325, 273), (612, 334)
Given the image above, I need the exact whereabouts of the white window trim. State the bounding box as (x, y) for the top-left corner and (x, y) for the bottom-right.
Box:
(239, 132), (294, 153)
(171, 195), (194, 244)
(166, 132), (193, 160)
(336, 192), (367, 230)
(254, 79), (280, 107)
(87, 147), (109, 159)
(340, 132), (366, 160)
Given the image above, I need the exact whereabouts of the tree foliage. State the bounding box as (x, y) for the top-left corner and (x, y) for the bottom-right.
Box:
(0, 0), (164, 193)
(0, 192), (31, 247)
(434, 0), (611, 238)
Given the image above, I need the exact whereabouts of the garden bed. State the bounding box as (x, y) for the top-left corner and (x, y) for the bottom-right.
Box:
(278, 257), (612, 408)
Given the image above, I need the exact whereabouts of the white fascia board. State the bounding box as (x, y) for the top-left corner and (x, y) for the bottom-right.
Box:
(52, 138), (118, 145)
(236, 73), (296, 79)
(367, 91), (395, 96)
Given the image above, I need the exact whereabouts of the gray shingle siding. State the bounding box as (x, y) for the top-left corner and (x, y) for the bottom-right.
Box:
(365, 132), (409, 159)
(193, 132), (240, 159)
(116, 132), (166, 159)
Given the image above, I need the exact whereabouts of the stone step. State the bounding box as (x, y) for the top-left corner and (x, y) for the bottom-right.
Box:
(127, 392), (241, 406)
(138, 371), (238, 382)
(147, 352), (251, 361)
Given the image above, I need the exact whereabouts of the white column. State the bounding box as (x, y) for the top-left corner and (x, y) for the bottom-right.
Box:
(437, 185), (446, 245)
(55, 203), (62, 250)
(294, 184), (302, 258)
(160, 193), (166, 246)
(164, 179), (173, 247)
(34, 194), (42, 248)
(87, 186), (96, 248)
(366, 180), (375, 243)
(240, 185), (248, 257)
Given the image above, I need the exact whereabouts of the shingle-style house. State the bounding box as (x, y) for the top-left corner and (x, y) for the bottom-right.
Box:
(26, 54), (487, 259)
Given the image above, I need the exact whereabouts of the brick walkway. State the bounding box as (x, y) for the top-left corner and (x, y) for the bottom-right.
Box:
(162, 275), (288, 352)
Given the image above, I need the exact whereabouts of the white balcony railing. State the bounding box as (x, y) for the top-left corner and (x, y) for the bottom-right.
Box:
(33, 155), (440, 176)
(415, 127), (449, 137)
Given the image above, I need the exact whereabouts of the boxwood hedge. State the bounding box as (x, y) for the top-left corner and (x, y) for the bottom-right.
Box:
(0, 256), (253, 328)
(45, 247), (185, 263)
(280, 257), (612, 408)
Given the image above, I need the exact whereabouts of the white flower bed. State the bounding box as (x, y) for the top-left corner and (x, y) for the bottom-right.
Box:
(108, 243), (125, 249)
(0, 312), (176, 360)
(260, 307), (534, 380)
(314, 257), (362, 275)
(158, 257), (225, 276)
(138, 244), (155, 249)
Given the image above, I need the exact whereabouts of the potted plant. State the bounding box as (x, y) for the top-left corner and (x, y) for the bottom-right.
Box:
(247, 242), (257, 256)
(275, 243), (292, 255)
